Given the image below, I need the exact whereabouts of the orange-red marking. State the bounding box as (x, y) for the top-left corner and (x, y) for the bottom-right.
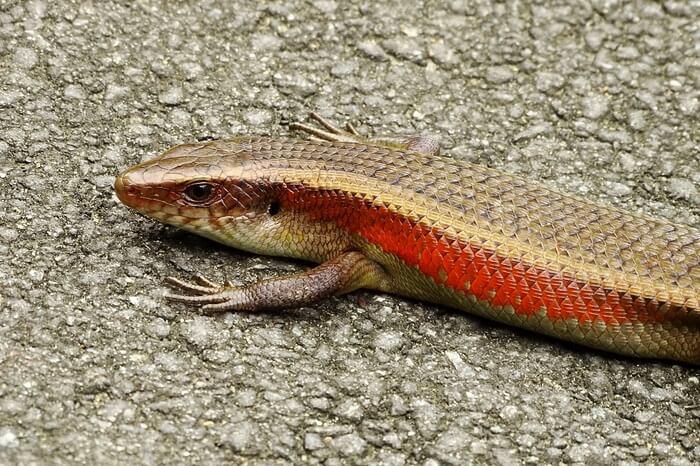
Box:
(283, 186), (670, 326)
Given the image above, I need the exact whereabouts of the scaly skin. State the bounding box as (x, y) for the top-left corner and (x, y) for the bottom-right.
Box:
(115, 114), (700, 364)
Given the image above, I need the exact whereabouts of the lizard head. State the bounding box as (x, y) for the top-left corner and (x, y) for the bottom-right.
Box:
(114, 139), (289, 255)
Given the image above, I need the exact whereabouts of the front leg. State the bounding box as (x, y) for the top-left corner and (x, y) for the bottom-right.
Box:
(290, 112), (441, 157)
(165, 251), (391, 312)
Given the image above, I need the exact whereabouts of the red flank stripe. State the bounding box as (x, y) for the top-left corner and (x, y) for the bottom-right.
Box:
(283, 186), (672, 326)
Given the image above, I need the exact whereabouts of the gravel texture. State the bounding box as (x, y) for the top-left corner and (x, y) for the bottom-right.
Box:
(1, 0), (699, 464)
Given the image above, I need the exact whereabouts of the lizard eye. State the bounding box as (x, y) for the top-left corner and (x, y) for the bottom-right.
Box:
(268, 201), (281, 216)
(184, 182), (216, 203)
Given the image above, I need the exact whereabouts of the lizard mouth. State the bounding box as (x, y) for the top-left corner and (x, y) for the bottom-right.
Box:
(114, 170), (137, 209)
(113, 169), (165, 215)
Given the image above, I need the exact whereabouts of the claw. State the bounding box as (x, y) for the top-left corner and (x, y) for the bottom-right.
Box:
(164, 274), (245, 311)
(308, 111), (343, 134)
(202, 300), (239, 312)
(164, 276), (219, 294)
(193, 274), (218, 288)
(345, 122), (360, 136)
(163, 291), (229, 305)
(290, 112), (365, 144)
(166, 277), (216, 294)
(164, 285), (248, 312)
(289, 121), (339, 141)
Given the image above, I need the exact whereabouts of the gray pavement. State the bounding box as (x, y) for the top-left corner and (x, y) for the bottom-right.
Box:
(1, 0), (699, 464)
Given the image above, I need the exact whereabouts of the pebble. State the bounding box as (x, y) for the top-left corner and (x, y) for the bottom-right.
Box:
(582, 94), (609, 120)
(158, 86), (184, 105)
(486, 65), (515, 84)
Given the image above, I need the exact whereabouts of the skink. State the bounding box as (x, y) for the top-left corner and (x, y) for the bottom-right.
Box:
(115, 112), (700, 364)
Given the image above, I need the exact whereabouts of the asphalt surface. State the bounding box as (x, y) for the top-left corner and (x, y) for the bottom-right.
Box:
(1, 0), (699, 464)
